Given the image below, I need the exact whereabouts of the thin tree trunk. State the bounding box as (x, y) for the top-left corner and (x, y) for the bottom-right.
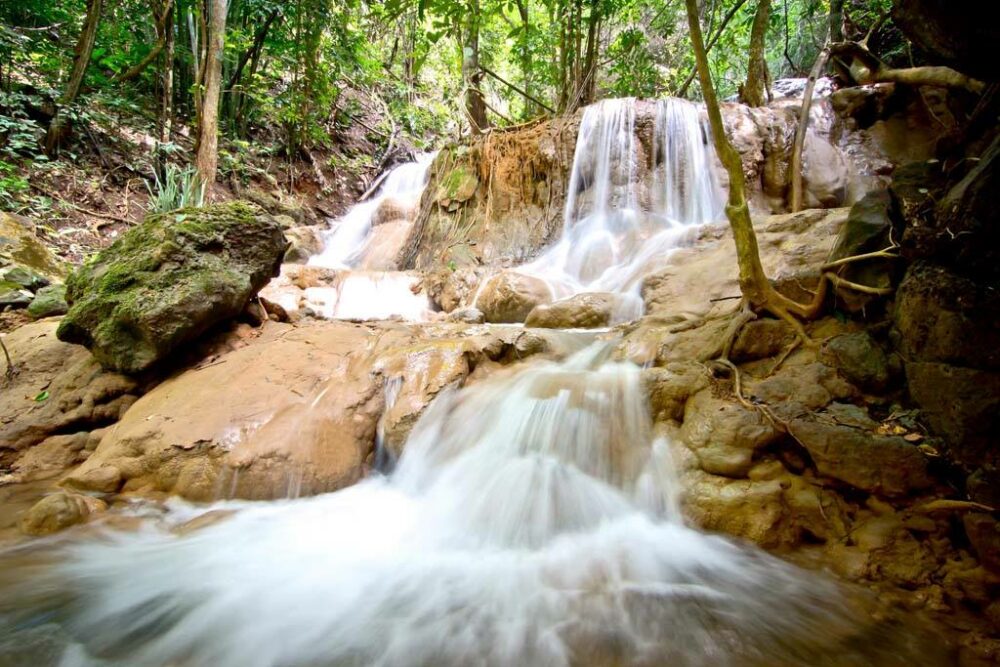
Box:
(462, 0), (488, 132)
(789, 41), (830, 212)
(194, 0), (227, 194)
(740, 0), (771, 106)
(156, 1), (175, 179)
(829, 0), (844, 42)
(45, 0), (104, 154)
(684, 0), (772, 311)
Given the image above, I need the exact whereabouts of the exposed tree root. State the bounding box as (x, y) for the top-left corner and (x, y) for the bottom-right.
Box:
(1, 336), (15, 383)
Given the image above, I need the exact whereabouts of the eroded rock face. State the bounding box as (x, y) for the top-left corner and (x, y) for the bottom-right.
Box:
(57, 202), (287, 373)
(475, 271), (553, 323)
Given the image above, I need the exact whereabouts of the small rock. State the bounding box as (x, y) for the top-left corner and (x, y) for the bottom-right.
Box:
(730, 318), (794, 362)
(525, 292), (620, 329)
(681, 388), (781, 477)
(447, 307), (485, 324)
(63, 465), (124, 494)
(0, 265), (49, 290)
(27, 284), (68, 318)
(475, 271), (553, 323)
(821, 332), (890, 392)
(19, 491), (107, 536)
(283, 225), (325, 264)
(0, 287), (33, 308)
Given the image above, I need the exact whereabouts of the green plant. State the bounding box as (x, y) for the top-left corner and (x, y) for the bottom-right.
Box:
(145, 164), (205, 214)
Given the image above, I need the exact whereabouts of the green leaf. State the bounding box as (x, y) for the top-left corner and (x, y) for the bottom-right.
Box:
(34, 390), (49, 402)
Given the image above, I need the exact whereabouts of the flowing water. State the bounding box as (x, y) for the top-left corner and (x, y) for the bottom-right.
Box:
(513, 98), (724, 318)
(0, 100), (937, 665)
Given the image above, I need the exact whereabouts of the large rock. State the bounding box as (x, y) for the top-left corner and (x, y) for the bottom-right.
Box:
(283, 225), (325, 264)
(786, 418), (934, 496)
(56, 202), (287, 373)
(475, 271), (553, 323)
(62, 320), (554, 501)
(27, 284), (68, 319)
(826, 189), (896, 311)
(680, 388), (782, 477)
(524, 292), (620, 329)
(893, 262), (1000, 371)
(821, 332), (890, 392)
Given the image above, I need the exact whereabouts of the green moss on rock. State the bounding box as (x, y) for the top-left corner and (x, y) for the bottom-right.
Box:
(57, 201), (287, 373)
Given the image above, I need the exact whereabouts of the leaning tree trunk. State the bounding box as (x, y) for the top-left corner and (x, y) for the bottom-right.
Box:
(684, 0), (826, 329)
(740, 0), (771, 106)
(45, 0), (104, 155)
(194, 0), (228, 195)
(789, 40), (830, 212)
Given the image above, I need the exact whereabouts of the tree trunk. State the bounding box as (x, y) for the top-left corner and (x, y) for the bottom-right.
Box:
(685, 0), (811, 324)
(115, 0), (175, 84)
(462, 0), (488, 132)
(789, 41), (830, 212)
(194, 0), (227, 194)
(829, 0), (844, 42)
(677, 0), (749, 97)
(44, 0), (104, 154)
(156, 1), (175, 179)
(740, 0), (771, 106)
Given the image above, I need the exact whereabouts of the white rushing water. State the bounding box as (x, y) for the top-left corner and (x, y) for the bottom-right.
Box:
(310, 152), (436, 270)
(0, 344), (906, 667)
(517, 98), (724, 313)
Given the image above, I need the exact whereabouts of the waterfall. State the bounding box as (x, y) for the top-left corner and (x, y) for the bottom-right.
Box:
(310, 152), (436, 270)
(0, 344), (914, 666)
(520, 98), (724, 307)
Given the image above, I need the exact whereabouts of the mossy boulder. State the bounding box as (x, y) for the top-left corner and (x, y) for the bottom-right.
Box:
(57, 202), (287, 373)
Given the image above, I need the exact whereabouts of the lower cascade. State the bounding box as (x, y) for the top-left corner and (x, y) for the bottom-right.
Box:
(0, 345), (932, 666)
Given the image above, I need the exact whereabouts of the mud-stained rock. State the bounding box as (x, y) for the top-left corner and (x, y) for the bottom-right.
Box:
(680, 388), (782, 477)
(446, 307), (484, 324)
(787, 418), (934, 496)
(475, 271), (553, 323)
(525, 292), (619, 329)
(0, 321), (139, 482)
(821, 332), (890, 392)
(283, 225), (325, 264)
(19, 491), (107, 536)
(57, 202), (287, 373)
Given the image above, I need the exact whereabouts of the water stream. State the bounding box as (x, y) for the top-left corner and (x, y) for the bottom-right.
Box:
(0, 99), (935, 665)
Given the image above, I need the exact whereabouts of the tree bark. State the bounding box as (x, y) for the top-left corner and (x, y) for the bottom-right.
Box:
(740, 0), (771, 106)
(44, 0), (104, 154)
(462, 0), (488, 132)
(829, 0), (844, 42)
(194, 0), (228, 193)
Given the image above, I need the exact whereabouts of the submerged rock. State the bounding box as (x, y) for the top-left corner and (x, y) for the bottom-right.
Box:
(56, 202), (287, 373)
(475, 271), (553, 323)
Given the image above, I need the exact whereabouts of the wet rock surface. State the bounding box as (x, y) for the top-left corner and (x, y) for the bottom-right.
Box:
(475, 271), (553, 323)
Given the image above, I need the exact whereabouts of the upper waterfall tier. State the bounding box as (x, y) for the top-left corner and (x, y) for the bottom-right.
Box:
(515, 97), (724, 311)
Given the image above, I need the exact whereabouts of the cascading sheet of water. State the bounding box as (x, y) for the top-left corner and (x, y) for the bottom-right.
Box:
(518, 98), (724, 318)
(0, 345), (928, 667)
(296, 153), (437, 322)
(310, 152), (436, 270)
